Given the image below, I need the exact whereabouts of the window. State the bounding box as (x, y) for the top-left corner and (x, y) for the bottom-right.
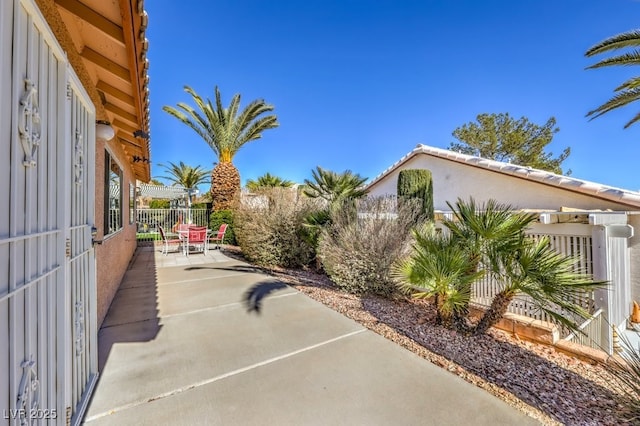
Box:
(104, 150), (123, 236)
(129, 183), (136, 224)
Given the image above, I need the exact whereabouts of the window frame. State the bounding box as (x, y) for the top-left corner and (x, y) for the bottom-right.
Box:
(104, 150), (123, 236)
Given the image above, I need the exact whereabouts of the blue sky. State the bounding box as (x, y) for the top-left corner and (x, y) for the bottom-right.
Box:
(146, 0), (640, 193)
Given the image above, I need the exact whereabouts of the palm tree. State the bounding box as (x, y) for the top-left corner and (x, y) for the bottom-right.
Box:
(156, 161), (210, 206)
(163, 86), (279, 210)
(302, 166), (367, 203)
(246, 172), (294, 192)
(395, 197), (606, 335)
(585, 29), (640, 128)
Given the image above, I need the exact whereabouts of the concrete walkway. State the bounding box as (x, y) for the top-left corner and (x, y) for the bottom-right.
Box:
(84, 246), (540, 425)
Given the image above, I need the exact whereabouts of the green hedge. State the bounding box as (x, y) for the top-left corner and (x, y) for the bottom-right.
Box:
(210, 210), (236, 245)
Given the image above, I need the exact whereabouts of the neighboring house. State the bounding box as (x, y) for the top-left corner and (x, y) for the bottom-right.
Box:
(366, 144), (640, 352)
(1, 0), (150, 424)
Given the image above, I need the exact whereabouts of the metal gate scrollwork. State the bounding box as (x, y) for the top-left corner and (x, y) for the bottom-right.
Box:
(75, 300), (85, 356)
(74, 129), (84, 184)
(16, 355), (40, 425)
(18, 79), (41, 167)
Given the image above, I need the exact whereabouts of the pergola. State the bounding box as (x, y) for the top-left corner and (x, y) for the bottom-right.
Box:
(138, 183), (190, 200)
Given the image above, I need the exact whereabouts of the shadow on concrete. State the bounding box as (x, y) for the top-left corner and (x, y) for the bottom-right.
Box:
(243, 281), (289, 314)
(97, 247), (162, 371)
(360, 295), (626, 425)
(183, 264), (263, 274)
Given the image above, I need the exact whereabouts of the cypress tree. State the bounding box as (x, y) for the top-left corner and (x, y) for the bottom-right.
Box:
(397, 169), (434, 221)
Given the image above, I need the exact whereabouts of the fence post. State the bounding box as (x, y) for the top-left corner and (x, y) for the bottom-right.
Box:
(591, 213), (634, 355)
(591, 225), (612, 354)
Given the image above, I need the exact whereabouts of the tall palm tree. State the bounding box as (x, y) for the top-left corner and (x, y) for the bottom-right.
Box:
(302, 166), (367, 203)
(246, 172), (293, 192)
(585, 29), (640, 128)
(163, 86), (279, 210)
(156, 161), (210, 205)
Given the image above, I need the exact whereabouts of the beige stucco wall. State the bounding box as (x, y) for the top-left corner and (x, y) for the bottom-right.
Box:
(95, 137), (137, 327)
(367, 154), (638, 211)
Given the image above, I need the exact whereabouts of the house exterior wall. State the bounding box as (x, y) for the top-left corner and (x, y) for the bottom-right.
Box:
(367, 154), (638, 211)
(95, 136), (137, 327)
(629, 215), (640, 306)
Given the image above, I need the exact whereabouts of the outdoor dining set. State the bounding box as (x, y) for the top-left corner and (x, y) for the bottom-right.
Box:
(158, 223), (228, 256)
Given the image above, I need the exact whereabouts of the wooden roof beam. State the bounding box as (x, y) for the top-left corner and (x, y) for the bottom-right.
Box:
(105, 102), (138, 124)
(81, 47), (131, 82)
(112, 119), (137, 135)
(54, 0), (125, 45)
(96, 80), (134, 105)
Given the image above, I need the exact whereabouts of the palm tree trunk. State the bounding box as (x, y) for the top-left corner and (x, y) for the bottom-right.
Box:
(473, 290), (515, 335)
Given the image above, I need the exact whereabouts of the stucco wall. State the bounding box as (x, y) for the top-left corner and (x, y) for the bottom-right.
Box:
(629, 215), (640, 305)
(95, 137), (137, 327)
(367, 154), (638, 211)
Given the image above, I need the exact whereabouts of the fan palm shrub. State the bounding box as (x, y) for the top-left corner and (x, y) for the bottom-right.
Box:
(393, 224), (482, 327)
(300, 166), (368, 266)
(163, 86), (279, 210)
(246, 173), (294, 192)
(302, 166), (367, 203)
(473, 235), (606, 335)
(395, 197), (606, 335)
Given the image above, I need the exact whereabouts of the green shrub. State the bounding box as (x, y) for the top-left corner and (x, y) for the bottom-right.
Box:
(234, 188), (321, 268)
(397, 169), (434, 221)
(209, 210), (236, 245)
(318, 196), (421, 297)
(149, 199), (170, 209)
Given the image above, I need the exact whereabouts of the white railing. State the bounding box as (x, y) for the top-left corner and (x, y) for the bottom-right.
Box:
(469, 223), (596, 333)
(135, 208), (210, 244)
(563, 309), (604, 351)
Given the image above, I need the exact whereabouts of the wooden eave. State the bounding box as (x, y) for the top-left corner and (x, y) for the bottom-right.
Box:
(51, 0), (151, 181)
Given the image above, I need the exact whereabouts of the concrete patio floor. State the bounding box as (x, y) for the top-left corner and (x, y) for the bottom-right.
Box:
(83, 246), (541, 425)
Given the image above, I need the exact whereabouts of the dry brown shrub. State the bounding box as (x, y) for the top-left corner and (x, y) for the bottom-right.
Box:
(318, 196), (421, 297)
(234, 188), (322, 268)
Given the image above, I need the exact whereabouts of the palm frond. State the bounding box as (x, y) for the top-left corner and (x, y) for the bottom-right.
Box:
(586, 51), (640, 70)
(586, 30), (640, 57)
(586, 88), (640, 122)
(164, 85), (279, 164)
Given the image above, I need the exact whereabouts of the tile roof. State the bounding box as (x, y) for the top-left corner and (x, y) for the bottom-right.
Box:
(365, 144), (640, 209)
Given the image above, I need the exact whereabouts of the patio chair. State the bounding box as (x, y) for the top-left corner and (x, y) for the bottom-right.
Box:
(209, 223), (228, 250)
(158, 225), (182, 255)
(185, 226), (208, 256)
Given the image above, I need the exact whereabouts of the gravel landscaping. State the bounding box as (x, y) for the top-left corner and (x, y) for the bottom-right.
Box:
(223, 247), (632, 426)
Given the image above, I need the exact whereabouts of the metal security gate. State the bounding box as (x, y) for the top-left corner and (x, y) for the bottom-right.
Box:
(66, 70), (98, 426)
(1, 0), (97, 424)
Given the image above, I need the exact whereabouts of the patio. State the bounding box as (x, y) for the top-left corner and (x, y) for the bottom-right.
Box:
(83, 245), (539, 425)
